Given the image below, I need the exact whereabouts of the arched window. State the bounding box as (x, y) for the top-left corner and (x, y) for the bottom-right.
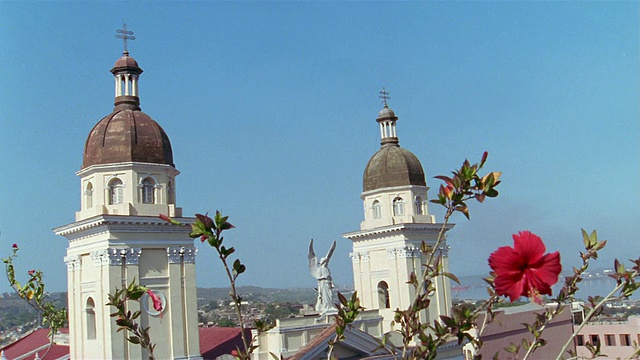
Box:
(393, 197), (405, 216)
(377, 281), (390, 309)
(141, 177), (155, 204)
(85, 182), (93, 208)
(372, 200), (381, 219)
(414, 196), (423, 215)
(108, 178), (123, 205)
(86, 297), (96, 340)
(167, 180), (175, 204)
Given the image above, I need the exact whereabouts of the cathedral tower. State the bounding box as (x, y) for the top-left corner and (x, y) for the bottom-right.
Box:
(343, 96), (453, 333)
(54, 43), (201, 359)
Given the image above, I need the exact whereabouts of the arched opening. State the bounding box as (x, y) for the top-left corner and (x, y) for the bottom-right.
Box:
(108, 178), (123, 205)
(167, 180), (175, 204)
(86, 297), (96, 340)
(141, 177), (155, 204)
(377, 281), (390, 309)
(372, 200), (381, 219)
(85, 182), (93, 208)
(393, 197), (404, 216)
(414, 196), (423, 215)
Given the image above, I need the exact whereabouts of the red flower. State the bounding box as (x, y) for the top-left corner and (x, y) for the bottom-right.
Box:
(28, 270), (35, 276)
(231, 349), (239, 357)
(159, 214), (171, 223)
(200, 235), (208, 243)
(488, 231), (561, 304)
(12, 243), (17, 249)
(147, 290), (163, 312)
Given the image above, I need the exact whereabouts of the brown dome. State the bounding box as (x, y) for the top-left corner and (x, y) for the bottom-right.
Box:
(363, 144), (426, 192)
(83, 104), (174, 168)
(111, 51), (142, 75)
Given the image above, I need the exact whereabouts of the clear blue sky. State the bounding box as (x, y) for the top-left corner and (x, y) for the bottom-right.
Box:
(1, 2), (638, 293)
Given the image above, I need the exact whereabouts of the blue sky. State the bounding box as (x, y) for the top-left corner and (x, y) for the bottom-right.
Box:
(1, 2), (638, 294)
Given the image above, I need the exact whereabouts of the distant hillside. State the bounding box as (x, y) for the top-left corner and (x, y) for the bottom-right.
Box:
(197, 286), (318, 304)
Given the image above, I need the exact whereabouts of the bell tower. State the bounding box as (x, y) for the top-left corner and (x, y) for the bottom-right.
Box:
(343, 93), (453, 333)
(54, 28), (201, 360)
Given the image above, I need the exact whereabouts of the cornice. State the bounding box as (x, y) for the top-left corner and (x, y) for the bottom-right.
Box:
(54, 214), (195, 237)
(342, 222), (454, 240)
(76, 161), (180, 177)
(360, 184), (429, 200)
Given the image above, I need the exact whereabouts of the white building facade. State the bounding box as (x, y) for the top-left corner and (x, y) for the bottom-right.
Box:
(54, 49), (201, 360)
(343, 102), (454, 333)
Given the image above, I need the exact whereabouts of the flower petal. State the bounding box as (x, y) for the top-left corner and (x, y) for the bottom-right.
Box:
(489, 246), (522, 274)
(513, 231), (546, 264)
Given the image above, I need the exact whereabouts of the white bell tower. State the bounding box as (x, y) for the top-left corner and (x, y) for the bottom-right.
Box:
(54, 29), (201, 360)
(343, 94), (453, 333)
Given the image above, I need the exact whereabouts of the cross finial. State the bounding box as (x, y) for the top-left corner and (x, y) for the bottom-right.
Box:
(115, 23), (135, 54)
(379, 87), (390, 107)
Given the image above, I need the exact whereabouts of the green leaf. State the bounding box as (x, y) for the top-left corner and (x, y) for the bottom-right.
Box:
(233, 259), (246, 275)
(337, 292), (348, 306)
(442, 272), (461, 285)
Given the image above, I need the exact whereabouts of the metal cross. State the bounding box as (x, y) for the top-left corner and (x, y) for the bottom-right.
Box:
(115, 23), (135, 53)
(379, 87), (390, 106)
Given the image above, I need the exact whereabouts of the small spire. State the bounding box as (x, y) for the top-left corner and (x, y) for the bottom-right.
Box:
(378, 87), (390, 107)
(115, 23), (135, 54)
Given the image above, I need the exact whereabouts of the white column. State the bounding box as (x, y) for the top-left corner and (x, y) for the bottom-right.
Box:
(132, 76), (138, 97)
(124, 74), (130, 96)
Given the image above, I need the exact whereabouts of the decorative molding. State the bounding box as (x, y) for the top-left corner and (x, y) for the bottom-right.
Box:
(386, 248), (396, 259)
(396, 246), (420, 258)
(126, 248), (142, 265)
(349, 251), (370, 263)
(437, 244), (450, 258)
(91, 250), (108, 266)
(64, 255), (80, 272)
(167, 247), (182, 264)
(109, 248), (127, 266)
(183, 246), (197, 264)
(167, 246), (198, 264)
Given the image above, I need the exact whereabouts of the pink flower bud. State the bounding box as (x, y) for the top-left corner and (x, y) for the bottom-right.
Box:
(147, 289), (163, 312)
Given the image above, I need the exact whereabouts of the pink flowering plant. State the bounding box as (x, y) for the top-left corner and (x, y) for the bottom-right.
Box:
(2, 244), (68, 359)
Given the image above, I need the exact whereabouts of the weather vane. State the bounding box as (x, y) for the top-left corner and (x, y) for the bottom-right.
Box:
(115, 23), (135, 53)
(379, 87), (390, 107)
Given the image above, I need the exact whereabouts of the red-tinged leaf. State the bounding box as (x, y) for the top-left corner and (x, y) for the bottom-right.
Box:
(434, 175), (454, 185)
(475, 193), (486, 203)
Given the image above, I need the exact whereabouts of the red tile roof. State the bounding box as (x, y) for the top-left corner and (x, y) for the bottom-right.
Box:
(1, 326), (250, 360)
(0, 328), (69, 360)
(199, 327), (251, 360)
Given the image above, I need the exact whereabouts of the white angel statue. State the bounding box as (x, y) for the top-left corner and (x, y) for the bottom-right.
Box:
(308, 239), (336, 313)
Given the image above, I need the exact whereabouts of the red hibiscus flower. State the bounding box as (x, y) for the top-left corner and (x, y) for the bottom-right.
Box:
(147, 290), (163, 312)
(488, 231), (561, 304)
